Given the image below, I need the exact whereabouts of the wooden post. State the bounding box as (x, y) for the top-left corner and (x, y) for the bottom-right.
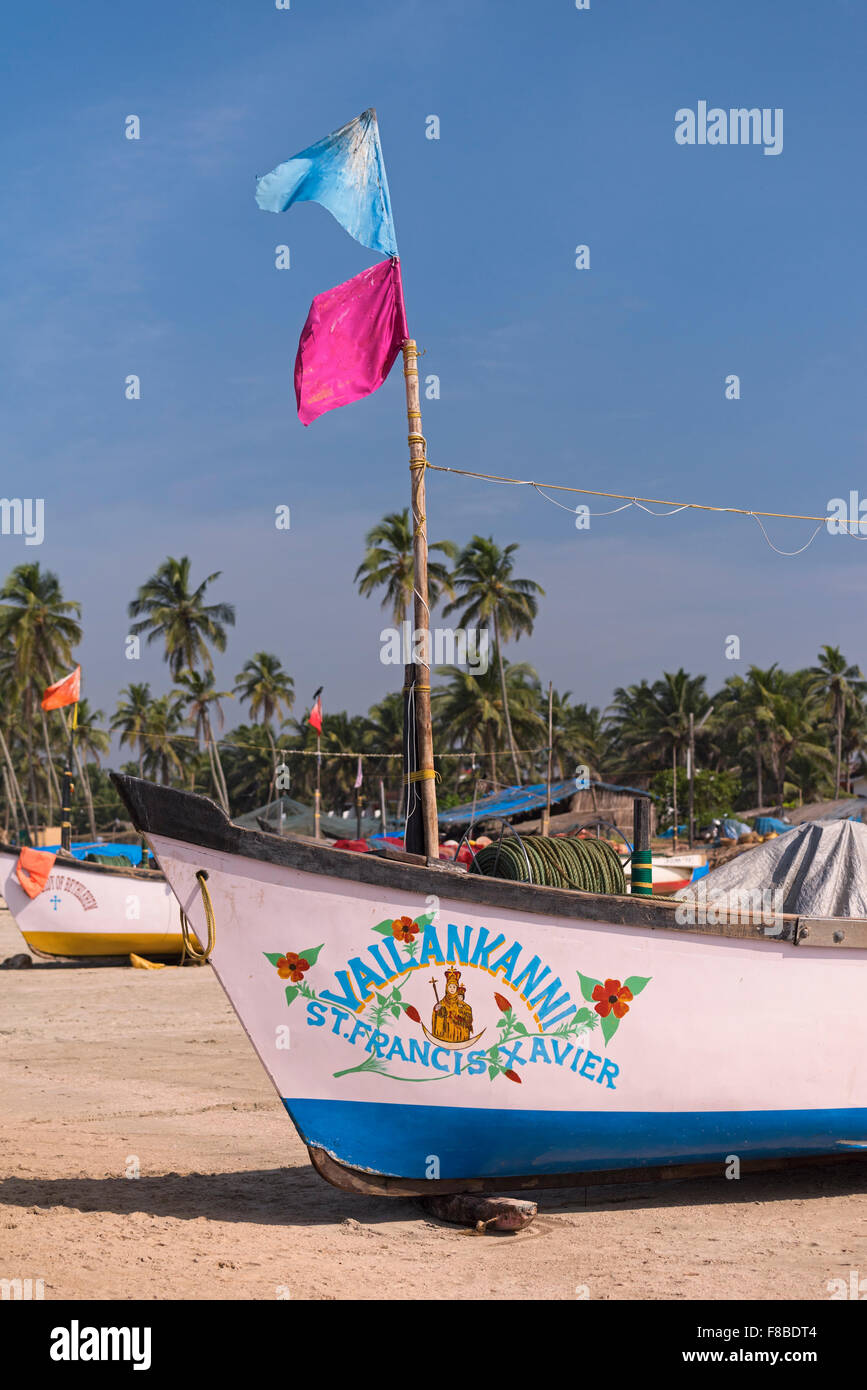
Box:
(541, 681), (553, 835)
(379, 777), (387, 835)
(314, 734), (321, 840)
(688, 712), (695, 849)
(671, 744), (679, 854)
(632, 797), (652, 896)
(403, 662), (425, 855)
(402, 340), (439, 861)
(60, 705), (77, 852)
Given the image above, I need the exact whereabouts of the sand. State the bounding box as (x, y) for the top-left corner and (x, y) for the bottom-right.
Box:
(1, 905), (865, 1301)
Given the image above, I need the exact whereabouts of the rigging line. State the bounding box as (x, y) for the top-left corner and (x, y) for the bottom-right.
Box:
(533, 484), (634, 518)
(748, 514), (825, 557)
(427, 463), (852, 525)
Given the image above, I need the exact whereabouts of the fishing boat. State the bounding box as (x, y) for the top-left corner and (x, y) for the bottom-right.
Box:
(111, 771), (867, 1194)
(0, 843), (181, 959)
(101, 110), (867, 1194)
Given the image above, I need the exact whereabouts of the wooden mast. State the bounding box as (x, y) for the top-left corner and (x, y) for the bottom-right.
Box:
(402, 340), (439, 859)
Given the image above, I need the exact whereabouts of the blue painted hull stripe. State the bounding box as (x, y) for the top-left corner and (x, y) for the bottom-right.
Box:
(284, 1098), (867, 1179)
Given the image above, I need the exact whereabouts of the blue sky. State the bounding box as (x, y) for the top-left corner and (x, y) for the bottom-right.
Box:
(2, 0), (866, 732)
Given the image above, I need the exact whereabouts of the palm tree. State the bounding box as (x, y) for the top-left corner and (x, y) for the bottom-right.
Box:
(220, 723), (276, 812)
(234, 652), (295, 800)
(112, 683), (153, 776)
(715, 665), (783, 808)
(609, 670), (710, 847)
(443, 537), (544, 784)
(234, 653), (295, 730)
(364, 691), (406, 819)
(174, 669), (234, 812)
(139, 694), (187, 786)
(561, 701), (610, 783)
(0, 563), (81, 826)
(755, 677), (832, 807)
(354, 510), (458, 624)
(433, 658), (543, 789)
(128, 556), (235, 678)
(808, 646), (864, 796)
(72, 698), (110, 838)
(321, 713), (373, 807)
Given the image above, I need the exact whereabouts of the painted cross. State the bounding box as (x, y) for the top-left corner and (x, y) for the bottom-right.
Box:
(50, 895), (61, 911)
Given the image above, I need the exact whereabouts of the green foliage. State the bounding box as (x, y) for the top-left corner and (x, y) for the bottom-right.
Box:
(650, 768), (742, 828)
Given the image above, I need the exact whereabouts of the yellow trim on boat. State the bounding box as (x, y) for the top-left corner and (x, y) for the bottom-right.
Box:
(21, 932), (188, 957)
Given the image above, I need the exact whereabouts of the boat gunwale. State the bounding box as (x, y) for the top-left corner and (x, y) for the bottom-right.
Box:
(109, 774), (867, 949)
(0, 841), (164, 882)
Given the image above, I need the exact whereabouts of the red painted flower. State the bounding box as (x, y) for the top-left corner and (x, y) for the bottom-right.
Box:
(277, 952), (310, 982)
(591, 978), (633, 1019)
(404, 1005), (421, 1024)
(494, 992), (512, 1013)
(503, 1069), (522, 1084)
(392, 915), (419, 943)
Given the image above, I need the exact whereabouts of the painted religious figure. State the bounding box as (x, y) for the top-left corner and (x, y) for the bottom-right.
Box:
(430, 966), (474, 1044)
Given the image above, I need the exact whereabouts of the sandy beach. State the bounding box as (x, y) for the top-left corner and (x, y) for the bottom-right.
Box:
(1, 905), (865, 1302)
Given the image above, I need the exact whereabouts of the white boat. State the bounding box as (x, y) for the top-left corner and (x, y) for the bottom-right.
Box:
(0, 843), (182, 959)
(110, 774), (867, 1195)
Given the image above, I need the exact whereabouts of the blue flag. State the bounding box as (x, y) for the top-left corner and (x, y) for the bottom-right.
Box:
(255, 108), (398, 257)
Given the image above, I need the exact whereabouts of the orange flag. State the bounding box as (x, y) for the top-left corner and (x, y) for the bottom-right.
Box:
(16, 847), (56, 899)
(41, 666), (80, 711)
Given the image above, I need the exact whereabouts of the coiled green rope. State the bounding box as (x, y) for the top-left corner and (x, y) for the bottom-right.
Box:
(469, 834), (626, 895)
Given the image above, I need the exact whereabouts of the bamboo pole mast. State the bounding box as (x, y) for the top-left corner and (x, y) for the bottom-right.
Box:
(402, 339), (439, 860)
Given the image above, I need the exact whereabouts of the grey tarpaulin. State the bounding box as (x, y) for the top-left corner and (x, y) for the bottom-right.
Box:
(675, 820), (867, 918)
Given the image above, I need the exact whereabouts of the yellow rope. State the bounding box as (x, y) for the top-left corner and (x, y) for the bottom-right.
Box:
(405, 768), (440, 784)
(179, 870), (215, 964)
(425, 462), (856, 524)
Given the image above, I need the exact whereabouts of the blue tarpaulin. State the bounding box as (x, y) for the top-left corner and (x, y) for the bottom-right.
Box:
(42, 841), (147, 866)
(438, 780), (651, 827)
(753, 816), (794, 836)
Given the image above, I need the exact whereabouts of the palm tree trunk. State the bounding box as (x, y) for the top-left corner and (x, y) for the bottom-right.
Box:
(755, 734), (763, 807)
(835, 698), (843, 798)
(494, 614), (521, 785)
(24, 690), (39, 829)
(73, 746), (98, 839)
(0, 726), (32, 841)
(213, 738), (230, 814)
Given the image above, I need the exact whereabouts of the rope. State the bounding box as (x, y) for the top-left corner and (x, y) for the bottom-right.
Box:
(404, 768), (440, 784)
(427, 463), (856, 523)
(179, 870), (215, 964)
(428, 463), (860, 557)
(470, 833), (626, 895)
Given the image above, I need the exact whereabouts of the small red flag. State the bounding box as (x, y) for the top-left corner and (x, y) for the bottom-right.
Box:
(41, 666), (80, 711)
(308, 696), (323, 735)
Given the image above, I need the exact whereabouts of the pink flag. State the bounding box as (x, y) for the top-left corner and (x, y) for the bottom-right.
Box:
(354, 756), (363, 789)
(294, 258), (408, 425)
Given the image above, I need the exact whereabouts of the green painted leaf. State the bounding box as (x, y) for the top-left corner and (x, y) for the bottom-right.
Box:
(577, 971), (603, 1002)
(488, 1064), (499, 1079)
(622, 975), (651, 996)
(299, 944), (324, 967)
(371, 919), (393, 935)
(600, 1012), (620, 1046)
(285, 986), (299, 1007)
(514, 1022), (528, 1035)
(414, 912), (434, 928)
(390, 1005), (401, 1018)
(263, 952), (284, 967)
